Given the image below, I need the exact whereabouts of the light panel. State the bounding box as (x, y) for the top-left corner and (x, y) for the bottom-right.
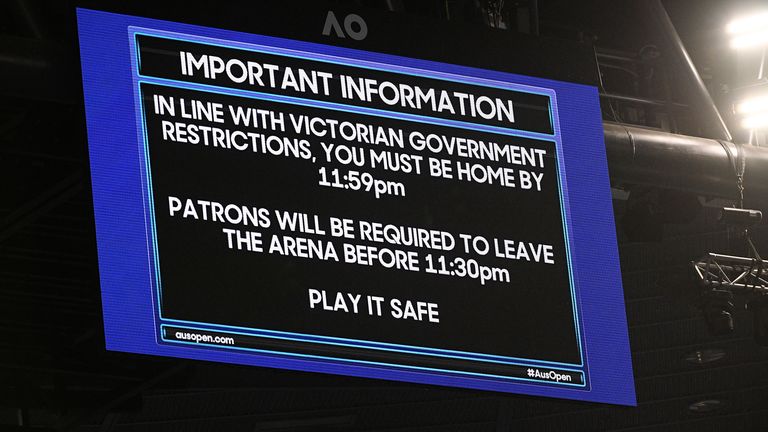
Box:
(727, 11), (768, 49)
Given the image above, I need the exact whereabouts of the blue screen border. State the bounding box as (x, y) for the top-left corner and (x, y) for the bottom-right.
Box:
(77, 8), (635, 405)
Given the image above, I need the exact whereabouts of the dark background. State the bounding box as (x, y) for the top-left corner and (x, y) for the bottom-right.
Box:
(3, 1), (768, 431)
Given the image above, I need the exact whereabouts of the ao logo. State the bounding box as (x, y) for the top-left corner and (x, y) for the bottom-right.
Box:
(322, 11), (368, 41)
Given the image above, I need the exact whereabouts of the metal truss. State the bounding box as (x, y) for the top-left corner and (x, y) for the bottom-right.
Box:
(692, 253), (768, 294)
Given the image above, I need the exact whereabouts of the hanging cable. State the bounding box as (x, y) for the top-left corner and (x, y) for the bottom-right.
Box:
(592, 45), (623, 123)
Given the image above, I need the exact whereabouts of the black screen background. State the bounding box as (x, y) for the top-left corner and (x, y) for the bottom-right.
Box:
(141, 79), (581, 365)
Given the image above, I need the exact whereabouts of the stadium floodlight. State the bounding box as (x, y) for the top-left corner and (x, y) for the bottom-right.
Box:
(742, 113), (768, 129)
(728, 11), (768, 49)
(730, 31), (768, 49)
(737, 95), (768, 114)
(737, 94), (768, 129)
(727, 11), (768, 34)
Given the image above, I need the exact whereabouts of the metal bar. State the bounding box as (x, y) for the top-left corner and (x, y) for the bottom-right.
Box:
(698, 280), (767, 292)
(16, 407), (29, 427)
(693, 264), (767, 275)
(645, 0), (732, 141)
(700, 253), (764, 264)
(598, 62), (640, 78)
(600, 92), (688, 109)
(11, 0), (43, 39)
(529, 0), (539, 36)
(595, 50), (641, 63)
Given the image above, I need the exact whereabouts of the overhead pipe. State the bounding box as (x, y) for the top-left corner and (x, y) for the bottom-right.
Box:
(603, 121), (768, 203)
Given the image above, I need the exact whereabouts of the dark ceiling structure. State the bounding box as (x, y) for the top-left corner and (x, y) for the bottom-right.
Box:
(1, 1), (768, 431)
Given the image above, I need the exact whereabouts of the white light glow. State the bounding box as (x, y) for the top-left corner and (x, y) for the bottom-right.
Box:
(738, 95), (768, 114)
(727, 11), (768, 34)
(731, 31), (768, 49)
(728, 11), (768, 49)
(742, 113), (768, 129)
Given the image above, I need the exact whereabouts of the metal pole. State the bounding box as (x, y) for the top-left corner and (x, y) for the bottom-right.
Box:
(646, 0), (733, 142)
(529, 0), (539, 36)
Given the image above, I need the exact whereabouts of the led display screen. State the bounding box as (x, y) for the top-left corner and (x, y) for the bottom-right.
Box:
(78, 8), (635, 405)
